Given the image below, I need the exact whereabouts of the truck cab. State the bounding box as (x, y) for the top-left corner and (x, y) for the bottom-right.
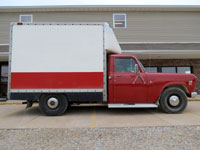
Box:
(108, 54), (197, 113)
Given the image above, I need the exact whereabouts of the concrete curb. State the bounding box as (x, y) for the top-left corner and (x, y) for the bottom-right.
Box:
(188, 98), (200, 101)
(0, 101), (25, 105)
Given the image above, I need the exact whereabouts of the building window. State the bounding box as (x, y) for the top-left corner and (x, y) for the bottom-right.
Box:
(1, 65), (8, 83)
(145, 66), (192, 73)
(145, 67), (158, 73)
(19, 14), (33, 23)
(162, 67), (176, 73)
(113, 13), (126, 28)
(177, 67), (191, 74)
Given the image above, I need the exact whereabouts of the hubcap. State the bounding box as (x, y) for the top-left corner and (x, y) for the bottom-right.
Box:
(169, 95), (180, 106)
(47, 97), (59, 109)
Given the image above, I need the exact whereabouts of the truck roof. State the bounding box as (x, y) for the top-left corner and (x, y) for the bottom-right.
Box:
(110, 54), (137, 57)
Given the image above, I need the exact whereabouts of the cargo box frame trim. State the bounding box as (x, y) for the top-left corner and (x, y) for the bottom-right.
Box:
(10, 89), (104, 93)
(8, 22), (108, 102)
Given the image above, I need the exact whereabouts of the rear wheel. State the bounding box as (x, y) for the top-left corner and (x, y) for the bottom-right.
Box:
(39, 94), (68, 116)
(159, 87), (187, 113)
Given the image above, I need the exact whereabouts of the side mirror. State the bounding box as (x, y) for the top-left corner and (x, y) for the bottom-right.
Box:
(135, 64), (139, 74)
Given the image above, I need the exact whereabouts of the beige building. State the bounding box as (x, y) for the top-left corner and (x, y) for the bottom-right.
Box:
(0, 5), (200, 97)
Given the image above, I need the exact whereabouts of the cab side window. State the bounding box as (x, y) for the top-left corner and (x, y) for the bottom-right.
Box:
(115, 58), (136, 72)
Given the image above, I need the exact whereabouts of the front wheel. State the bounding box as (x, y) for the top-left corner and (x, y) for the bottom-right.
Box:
(39, 94), (68, 116)
(159, 87), (187, 113)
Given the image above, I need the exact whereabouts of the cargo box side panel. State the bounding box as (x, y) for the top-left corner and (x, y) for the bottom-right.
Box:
(10, 24), (104, 90)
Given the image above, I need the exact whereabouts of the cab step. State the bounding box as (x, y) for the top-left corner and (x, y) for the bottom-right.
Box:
(108, 104), (158, 108)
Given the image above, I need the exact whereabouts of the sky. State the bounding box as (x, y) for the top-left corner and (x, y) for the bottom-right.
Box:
(0, 0), (200, 6)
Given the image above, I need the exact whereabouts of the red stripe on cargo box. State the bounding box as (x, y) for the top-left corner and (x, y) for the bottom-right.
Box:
(11, 72), (104, 89)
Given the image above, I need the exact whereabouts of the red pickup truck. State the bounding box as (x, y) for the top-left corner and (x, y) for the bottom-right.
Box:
(8, 22), (197, 116)
(108, 54), (196, 113)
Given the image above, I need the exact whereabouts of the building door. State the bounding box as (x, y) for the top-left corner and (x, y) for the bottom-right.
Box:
(0, 64), (8, 98)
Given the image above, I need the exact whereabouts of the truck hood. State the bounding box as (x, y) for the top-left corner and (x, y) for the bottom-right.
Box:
(145, 72), (196, 94)
(146, 72), (196, 81)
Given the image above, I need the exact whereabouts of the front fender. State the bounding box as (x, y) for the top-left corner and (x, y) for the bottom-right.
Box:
(159, 82), (189, 96)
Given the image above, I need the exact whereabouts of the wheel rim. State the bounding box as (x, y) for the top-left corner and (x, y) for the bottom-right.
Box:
(47, 97), (59, 109)
(169, 95), (180, 107)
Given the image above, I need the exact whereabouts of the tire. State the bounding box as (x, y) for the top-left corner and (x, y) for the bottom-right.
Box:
(39, 94), (68, 116)
(159, 87), (187, 113)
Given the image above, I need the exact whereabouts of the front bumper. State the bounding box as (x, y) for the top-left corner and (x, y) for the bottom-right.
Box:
(191, 92), (197, 98)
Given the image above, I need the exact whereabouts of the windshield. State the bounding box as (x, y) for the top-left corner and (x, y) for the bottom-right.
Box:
(138, 59), (146, 71)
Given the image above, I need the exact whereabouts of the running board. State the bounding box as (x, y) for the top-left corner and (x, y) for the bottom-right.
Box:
(108, 104), (158, 108)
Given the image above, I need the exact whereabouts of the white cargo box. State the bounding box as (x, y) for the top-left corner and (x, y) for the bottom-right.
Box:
(8, 22), (121, 100)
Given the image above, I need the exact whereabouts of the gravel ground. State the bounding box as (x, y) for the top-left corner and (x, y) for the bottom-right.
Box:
(0, 126), (200, 150)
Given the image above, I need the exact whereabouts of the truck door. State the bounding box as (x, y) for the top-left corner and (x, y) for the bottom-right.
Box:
(112, 57), (148, 103)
